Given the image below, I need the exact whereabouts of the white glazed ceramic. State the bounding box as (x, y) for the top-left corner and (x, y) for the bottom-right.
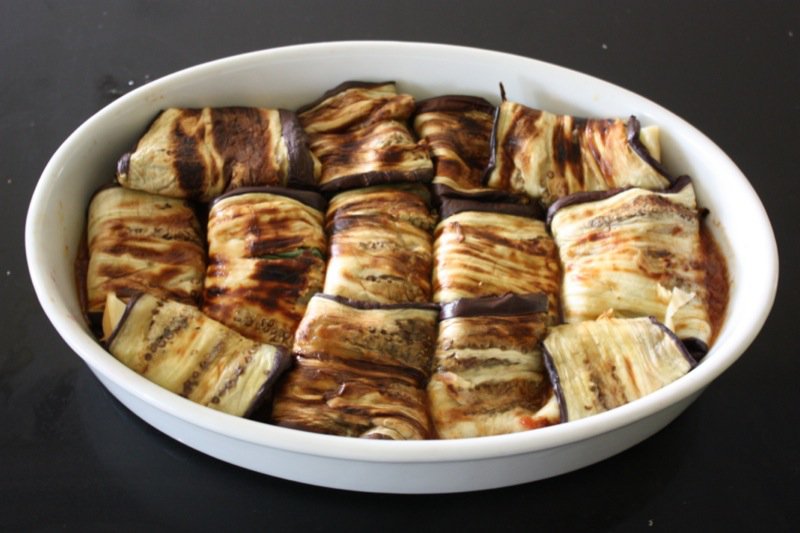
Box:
(26, 41), (778, 494)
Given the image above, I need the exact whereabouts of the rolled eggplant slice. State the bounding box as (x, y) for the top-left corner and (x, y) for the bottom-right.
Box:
(549, 178), (713, 352)
(203, 188), (327, 348)
(85, 186), (205, 316)
(485, 99), (671, 205)
(413, 95), (497, 195)
(104, 292), (290, 417)
(297, 81), (433, 193)
(542, 316), (696, 422)
(117, 107), (318, 201)
(428, 294), (560, 439)
(271, 294), (438, 440)
(432, 202), (561, 324)
(324, 186), (437, 304)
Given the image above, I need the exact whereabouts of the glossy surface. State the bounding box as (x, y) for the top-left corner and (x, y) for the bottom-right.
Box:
(3, 0), (796, 528)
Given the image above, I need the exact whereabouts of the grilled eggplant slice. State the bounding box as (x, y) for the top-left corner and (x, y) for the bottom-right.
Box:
(116, 107), (318, 201)
(104, 292), (290, 417)
(85, 186), (205, 317)
(433, 199), (561, 324)
(549, 178), (712, 353)
(270, 294), (438, 440)
(428, 294), (560, 439)
(324, 185), (437, 304)
(413, 95), (498, 196)
(542, 315), (696, 422)
(202, 187), (327, 348)
(297, 81), (433, 193)
(485, 98), (671, 205)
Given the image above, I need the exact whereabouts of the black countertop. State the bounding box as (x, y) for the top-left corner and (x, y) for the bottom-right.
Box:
(2, 1), (797, 530)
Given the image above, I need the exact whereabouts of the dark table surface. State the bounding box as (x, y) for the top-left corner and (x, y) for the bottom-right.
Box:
(2, 1), (798, 530)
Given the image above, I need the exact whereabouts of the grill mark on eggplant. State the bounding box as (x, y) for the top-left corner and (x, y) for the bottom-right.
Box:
(86, 187), (205, 313)
(171, 109), (207, 197)
(210, 107), (275, 189)
(279, 109), (317, 188)
(203, 252), (325, 347)
(552, 116), (586, 188)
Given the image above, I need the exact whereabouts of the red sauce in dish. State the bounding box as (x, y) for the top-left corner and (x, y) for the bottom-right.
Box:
(701, 222), (730, 345)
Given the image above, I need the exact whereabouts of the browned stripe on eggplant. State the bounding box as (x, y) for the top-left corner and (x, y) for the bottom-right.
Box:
(279, 109), (317, 189)
(85, 187), (205, 314)
(171, 108), (210, 197)
(211, 107), (275, 190)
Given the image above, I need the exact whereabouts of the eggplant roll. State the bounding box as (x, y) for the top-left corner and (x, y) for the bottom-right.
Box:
(542, 316), (696, 422)
(271, 294), (438, 440)
(412, 95), (497, 195)
(104, 292), (290, 417)
(432, 202), (561, 324)
(485, 100), (671, 205)
(550, 178), (712, 352)
(85, 186), (205, 315)
(324, 185), (437, 304)
(117, 107), (317, 201)
(428, 294), (560, 439)
(202, 188), (327, 348)
(297, 81), (433, 192)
